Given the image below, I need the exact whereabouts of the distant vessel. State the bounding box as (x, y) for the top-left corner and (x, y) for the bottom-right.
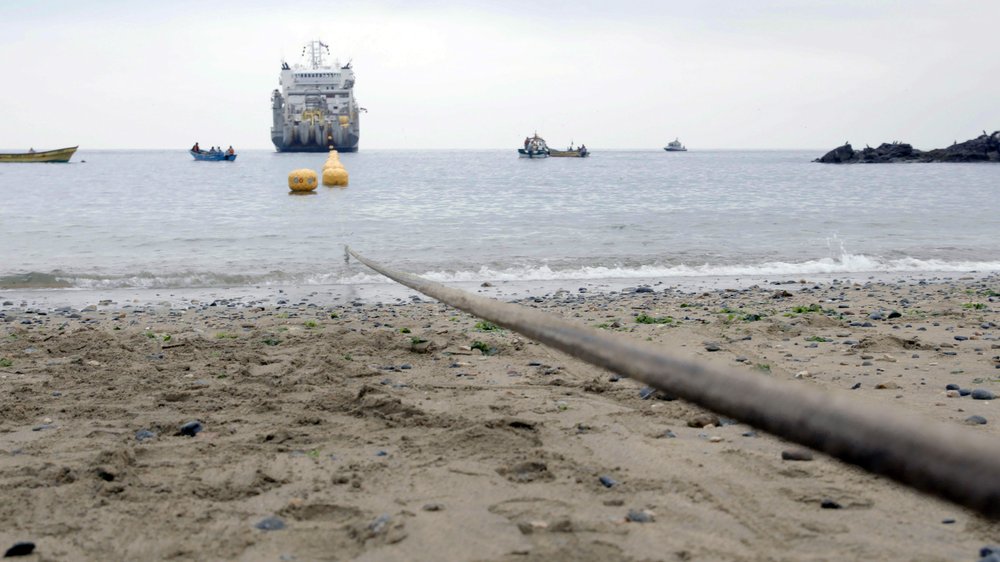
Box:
(549, 142), (589, 158)
(271, 40), (361, 153)
(664, 138), (687, 152)
(518, 134), (549, 158)
(190, 149), (236, 161)
(0, 146), (77, 163)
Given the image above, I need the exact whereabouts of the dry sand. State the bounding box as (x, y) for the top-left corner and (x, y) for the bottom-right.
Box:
(1, 275), (999, 561)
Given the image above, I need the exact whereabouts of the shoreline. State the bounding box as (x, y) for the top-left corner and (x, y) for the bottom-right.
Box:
(2, 270), (996, 310)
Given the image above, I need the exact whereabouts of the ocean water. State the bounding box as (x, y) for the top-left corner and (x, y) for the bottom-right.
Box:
(1, 149), (999, 292)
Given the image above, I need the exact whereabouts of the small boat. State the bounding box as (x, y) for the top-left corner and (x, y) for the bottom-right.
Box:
(190, 149), (237, 161)
(663, 138), (687, 152)
(518, 134), (549, 158)
(549, 143), (589, 158)
(0, 146), (78, 163)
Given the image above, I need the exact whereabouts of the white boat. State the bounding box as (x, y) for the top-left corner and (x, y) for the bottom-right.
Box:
(518, 134), (549, 158)
(664, 138), (687, 152)
(271, 40), (362, 152)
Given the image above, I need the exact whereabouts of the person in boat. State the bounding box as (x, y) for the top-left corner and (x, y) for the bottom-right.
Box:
(580, 144), (587, 153)
(226, 146), (234, 156)
(524, 137), (530, 150)
(192, 142), (200, 153)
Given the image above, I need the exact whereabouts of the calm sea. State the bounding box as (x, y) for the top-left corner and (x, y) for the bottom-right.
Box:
(1, 149), (999, 292)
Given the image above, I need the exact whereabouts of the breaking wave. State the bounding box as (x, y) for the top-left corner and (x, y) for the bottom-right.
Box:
(8, 252), (998, 290)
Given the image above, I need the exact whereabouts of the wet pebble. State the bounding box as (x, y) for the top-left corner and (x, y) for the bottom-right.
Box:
(704, 342), (721, 352)
(369, 514), (391, 534)
(598, 475), (617, 488)
(820, 499), (842, 509)
(135, 429), (157, 442)
(626, 509), (654, 523)
(972, 389), (995, 400)
(178, 421), (203, 437)
(965, 415), (988, 425)
(422, 503), (444, 512)
(945, 383), (960, 391)
(255, 516), (285, 531)
(850, 383), (861, 390)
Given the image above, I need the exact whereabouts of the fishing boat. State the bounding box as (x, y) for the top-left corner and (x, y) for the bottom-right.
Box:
(0, 146), (78, 163)
(549, 143), (589, 158)
(518, 134), (549, 158)
(663, 138), (687, 152)
(190, 149), (237, 161)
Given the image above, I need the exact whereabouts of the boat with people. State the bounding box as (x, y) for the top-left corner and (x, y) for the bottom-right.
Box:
(549, 142), (589, 158)
(664, 138), (687, 152)
(0, 146), (78, 163)
(518, 134), (549, 158)
(271, 40), (362, 153)
(189, 143), (237, 161)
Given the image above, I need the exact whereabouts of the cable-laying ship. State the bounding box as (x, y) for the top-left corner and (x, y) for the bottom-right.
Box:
(271, 40), (362, 152)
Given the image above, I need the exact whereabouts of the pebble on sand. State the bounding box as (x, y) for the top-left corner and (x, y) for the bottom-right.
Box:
(3, 541), (35, 557)
(255, 516), (286, 531)
(781, 449), (814, 461)
(626, 509), (654, 523)
(178, 421), (203, 437)
(971, 389), (995, 400)
(965, 415), (988, 425)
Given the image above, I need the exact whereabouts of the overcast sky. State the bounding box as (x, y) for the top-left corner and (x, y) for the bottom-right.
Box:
(2, 0), (997, 150)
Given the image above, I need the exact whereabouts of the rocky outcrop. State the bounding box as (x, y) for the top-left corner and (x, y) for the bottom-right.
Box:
(815, 131), (1000, 163)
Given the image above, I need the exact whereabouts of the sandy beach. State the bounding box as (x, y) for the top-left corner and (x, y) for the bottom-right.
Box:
(1, 274), (999, 561)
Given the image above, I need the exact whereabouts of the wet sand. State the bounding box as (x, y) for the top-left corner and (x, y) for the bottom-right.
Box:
(1, 275), (998, 560)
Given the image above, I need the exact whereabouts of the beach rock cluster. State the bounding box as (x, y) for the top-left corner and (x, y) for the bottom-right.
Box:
(815, 130), (1000, 163)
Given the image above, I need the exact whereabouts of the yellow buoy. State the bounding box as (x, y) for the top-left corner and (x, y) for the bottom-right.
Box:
(323, 160), (344, 170)
(288, 168), (318, 191)
(323, 166), (349, 186)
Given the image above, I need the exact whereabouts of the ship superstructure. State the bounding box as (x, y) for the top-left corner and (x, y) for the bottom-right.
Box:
(271, 41), (361, 152)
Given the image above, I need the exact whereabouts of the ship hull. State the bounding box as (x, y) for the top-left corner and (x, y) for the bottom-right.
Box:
(271, 122), (360, 152)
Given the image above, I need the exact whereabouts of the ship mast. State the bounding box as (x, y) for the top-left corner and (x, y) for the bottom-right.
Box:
(301, 40), (330, 69)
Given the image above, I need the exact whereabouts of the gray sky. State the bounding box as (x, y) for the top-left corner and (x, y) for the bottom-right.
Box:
(2, 0), (997, 150)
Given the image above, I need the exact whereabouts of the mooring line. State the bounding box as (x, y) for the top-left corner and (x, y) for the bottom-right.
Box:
(346, 247), (1000, 518)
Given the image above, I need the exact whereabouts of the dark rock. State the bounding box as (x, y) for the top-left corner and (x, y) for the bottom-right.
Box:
(178, 420), (203, 437)
(887, 311), (902, 319)
(598, 475), (617, 488)
(815, 131), (1000, 164)
(635, 287), (654, 293)
(850, 382), (861, 390)
(422, 503), (444, 512)
(704, 343), (721, 352)
(971, 389), (995, 400)
(820, 499), (842, 509)
(781, 449), (814, 461)
(966, 415), (988, 425)
(955, 335), (969, 341)
(960, 388), (972, 396)
(946, 383), (960, 391)
(981, 545), (1000, 557)
(942, 518), (956, 524)
(255, 516), (285, 531)
(3, 542), (35, 557)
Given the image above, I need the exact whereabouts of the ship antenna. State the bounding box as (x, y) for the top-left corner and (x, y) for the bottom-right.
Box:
(306, 40), (328, 69)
